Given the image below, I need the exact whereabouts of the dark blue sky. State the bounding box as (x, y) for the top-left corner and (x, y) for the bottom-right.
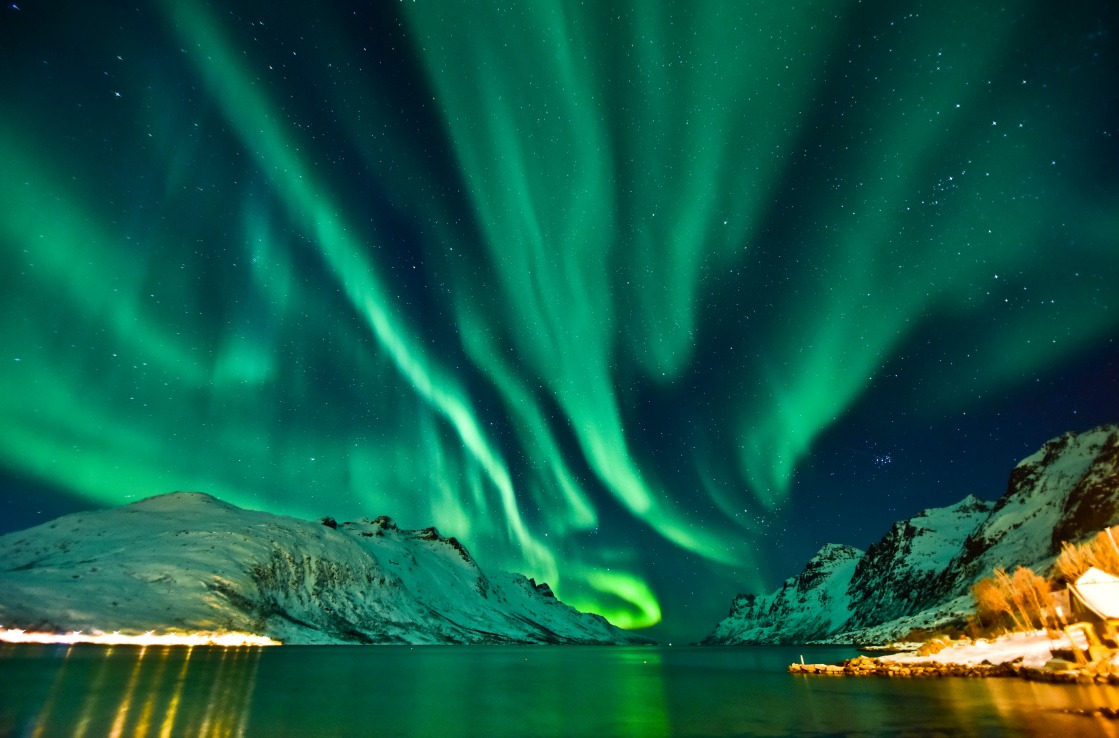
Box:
(1, 0), (1117, 641)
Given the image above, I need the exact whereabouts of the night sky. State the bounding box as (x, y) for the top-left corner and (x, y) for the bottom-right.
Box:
(1, 0), (1117, 642)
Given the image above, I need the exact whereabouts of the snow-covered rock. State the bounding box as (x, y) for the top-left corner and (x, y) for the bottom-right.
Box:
(844, 495), (994, 629)
(703, 544), (862, 644)
(934, 425), (1119, 599)
(878, 630), (1065, 669)
(0, 492), (650, 645)
(705, 424), (1119, 644)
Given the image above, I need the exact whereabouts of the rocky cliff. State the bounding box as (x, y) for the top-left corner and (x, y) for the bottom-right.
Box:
(0, 492), (650, 645)
(704, 543), (863, 644)
(704, 424), (1119, 644)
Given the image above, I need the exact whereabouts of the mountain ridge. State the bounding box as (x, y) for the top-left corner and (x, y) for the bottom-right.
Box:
(704, 424), (1119, 645)
(0, 491), (650, 645)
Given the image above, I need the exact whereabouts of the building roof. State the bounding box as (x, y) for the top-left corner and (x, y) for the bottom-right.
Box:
(1071, 567), (1119, 620)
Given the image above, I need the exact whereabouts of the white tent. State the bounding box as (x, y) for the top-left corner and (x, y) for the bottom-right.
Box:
(1071, 567), (1119, 619)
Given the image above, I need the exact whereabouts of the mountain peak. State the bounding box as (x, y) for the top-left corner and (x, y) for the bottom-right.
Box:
(811, 543), (864, 561)
(704, 424), (1119, 644)
(0, 494), (651, 646)
(125, 490), (240, 511)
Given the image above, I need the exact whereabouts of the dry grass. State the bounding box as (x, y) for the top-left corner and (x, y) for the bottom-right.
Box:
(971, 566), (1052, 633)
(1055, 527), (1119, 583)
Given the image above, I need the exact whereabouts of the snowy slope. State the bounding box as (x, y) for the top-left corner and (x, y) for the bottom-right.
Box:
(705, 424), (1119, 644)
(844, 495), (993, 629)
(0, 492), (650, 645)
(935, 425), (1119, 598)
(702, 544), (862, 644)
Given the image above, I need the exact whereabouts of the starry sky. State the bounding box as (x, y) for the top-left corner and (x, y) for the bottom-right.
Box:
(1, 0), (1117, 642)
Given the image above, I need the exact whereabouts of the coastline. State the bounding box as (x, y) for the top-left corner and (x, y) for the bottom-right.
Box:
(790, 630), (1119, 685)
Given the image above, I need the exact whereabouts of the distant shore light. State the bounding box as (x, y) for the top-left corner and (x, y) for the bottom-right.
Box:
(0, 627), (280, 647)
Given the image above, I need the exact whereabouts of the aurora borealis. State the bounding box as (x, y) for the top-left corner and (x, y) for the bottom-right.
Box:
(1, 0), (1117, 640)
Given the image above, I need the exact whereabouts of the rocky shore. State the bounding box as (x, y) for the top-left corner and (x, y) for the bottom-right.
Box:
(790, 654), (1119, 685)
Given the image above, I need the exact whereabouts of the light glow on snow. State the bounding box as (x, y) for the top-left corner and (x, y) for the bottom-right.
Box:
(0, 627), (280, 648)
(881, 630), (1069, 669)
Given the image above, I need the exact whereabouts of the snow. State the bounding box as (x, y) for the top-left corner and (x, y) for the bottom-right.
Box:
(901, 496), (991, 572)
(0, 627), (279, 647)
(880, 630), (1068, 669)
(704, 544), (862, 644)
(707, 424), (1119, 645)
(0, 492), (648, 646)
(971, 426), (1116, 575)
(1073, 567), (1119, 619)
(833, 594), (976, 645)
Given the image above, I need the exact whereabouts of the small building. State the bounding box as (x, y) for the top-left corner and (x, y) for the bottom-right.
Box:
(1064, 567), (1119, 660)
(1071, 567), (1119, 620)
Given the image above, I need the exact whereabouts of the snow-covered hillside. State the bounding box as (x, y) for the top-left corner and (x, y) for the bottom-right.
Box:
(843, 495), (993, 630)
(705, 424), (1119, 644)
(703, 544), (862, 644)
(0, 492), (650, 645)
(934, 425), (1119, 598)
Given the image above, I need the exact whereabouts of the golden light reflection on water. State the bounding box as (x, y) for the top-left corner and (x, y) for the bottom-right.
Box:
(982, 678), (1119, 738)
(72, 645), (118, 738)
(134, 649), (171, 738)
(21, 644), (265, 737)
(107, 646), (149, 738)
(159, 646), (195, 738)
(29, 645), (76, 738)
(793, 663), (1119, 736)
(10, 645), (1119, 736)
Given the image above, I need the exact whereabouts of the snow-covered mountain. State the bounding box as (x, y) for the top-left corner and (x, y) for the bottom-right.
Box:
(0, 492), (650, 645)
(703, 544), (862, 644)
(844, 495), (994, 631)
(704, 424), (1119, 644)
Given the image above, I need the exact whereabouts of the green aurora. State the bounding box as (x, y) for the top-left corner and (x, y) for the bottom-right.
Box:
(1, 0), (1116, 638)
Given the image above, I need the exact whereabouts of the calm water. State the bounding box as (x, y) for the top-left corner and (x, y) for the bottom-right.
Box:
(3, 643), (1119, 737)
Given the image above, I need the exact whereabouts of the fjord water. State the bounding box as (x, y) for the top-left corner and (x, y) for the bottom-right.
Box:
(3, 644), (1119, 737)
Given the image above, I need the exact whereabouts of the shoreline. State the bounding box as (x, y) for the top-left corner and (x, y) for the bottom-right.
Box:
(789, 654), (1119, 684)
(790, 629), (1119, 685)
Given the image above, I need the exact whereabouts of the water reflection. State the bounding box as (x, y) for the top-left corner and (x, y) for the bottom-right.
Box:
(242, 645), (672, 737)
(4, 645), (1119, 736)
(982, 678), (1119, 738)
(793, 666), (1119, 737)
(1, 643), (262, 737)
